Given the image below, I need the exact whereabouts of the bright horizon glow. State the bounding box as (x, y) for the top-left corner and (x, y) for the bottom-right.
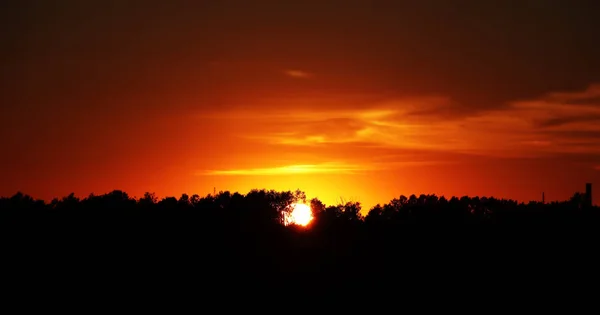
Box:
(198, 163), (371, 176)
(284, 203), (314, 227)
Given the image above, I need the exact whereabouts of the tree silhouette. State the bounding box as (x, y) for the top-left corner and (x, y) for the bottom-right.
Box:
(1, 185), (598, 297)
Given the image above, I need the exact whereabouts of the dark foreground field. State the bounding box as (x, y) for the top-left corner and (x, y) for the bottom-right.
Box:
(2, 190), (599, 309)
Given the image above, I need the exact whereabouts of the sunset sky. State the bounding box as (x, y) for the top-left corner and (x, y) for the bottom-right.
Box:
(2, 0), (599, 209)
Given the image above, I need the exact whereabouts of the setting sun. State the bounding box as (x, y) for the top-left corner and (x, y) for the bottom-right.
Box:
(285, 203), (314, 227)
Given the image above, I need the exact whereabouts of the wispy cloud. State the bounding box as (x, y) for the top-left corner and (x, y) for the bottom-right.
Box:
(545, 83), (600, 104)
(234, 97), (456, 150)
(197, 83), (600, 172)
(221, 84), (600, 159)
(196, 159), (455, 176)
(284, 69), (312, 79)
(197, 162), (373, 176)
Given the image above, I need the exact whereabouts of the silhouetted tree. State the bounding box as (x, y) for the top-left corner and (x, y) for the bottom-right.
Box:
(2, 186), (598, 296)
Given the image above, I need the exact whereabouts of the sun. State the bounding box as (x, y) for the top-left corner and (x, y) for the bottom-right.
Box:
(285, 203), (314, 226)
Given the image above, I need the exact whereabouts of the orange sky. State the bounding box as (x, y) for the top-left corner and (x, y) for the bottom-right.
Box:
(1, 1), (599, 210)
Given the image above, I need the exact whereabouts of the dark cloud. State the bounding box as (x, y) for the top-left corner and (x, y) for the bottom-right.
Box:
(402, 100), (470, 120)
(1, 0), (600, 149)
(538, 115), (600, 128)
(557, 97), (600, 106)
(542, 130), (600, 141)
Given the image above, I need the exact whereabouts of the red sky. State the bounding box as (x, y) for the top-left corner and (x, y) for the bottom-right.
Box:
(1, 1), (599, 209)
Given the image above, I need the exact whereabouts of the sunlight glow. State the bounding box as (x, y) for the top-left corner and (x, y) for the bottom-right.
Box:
(198, 163), (370, 176)
(284, 203), (313, 227)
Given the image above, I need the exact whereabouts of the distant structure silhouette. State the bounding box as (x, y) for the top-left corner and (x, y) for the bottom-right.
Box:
(585, 183), (592, 209)
(542, 192), (545, 204)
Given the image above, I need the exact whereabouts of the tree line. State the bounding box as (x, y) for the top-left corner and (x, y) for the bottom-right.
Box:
(2, 188), (598, 300)
(1, 188), (596, 227)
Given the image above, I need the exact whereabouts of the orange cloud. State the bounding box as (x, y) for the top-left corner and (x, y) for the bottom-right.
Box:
(197, 162), (372, 176)
(545, 83), (600, 103)
(193, 83), (600, 187)
(230, 97), (455, 149)
(210, 84), (600, 160)
(197, 158), (458, 176)
(284, 69), (312, 79)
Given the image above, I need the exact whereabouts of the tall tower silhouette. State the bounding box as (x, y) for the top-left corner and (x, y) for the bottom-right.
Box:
(542, 192), (545, 204)
(585, 183), (592, 209)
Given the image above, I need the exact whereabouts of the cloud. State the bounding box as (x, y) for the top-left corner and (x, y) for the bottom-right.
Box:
(197, 162), (373, 176)
(544, 84), (600, 104)
(196, 158), (456, 177)
(232, 96), (458, 149)
(202, 83), (600, 160)
(224, 108), (426, 149)
(284, 69), (312, 79)
(537, 115), (600, 128)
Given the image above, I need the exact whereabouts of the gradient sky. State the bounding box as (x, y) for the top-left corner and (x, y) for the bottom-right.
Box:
(2, 0), (599, 209)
